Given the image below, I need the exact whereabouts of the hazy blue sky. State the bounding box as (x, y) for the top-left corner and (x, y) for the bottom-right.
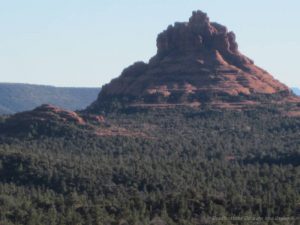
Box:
(0, 0), (299, 87)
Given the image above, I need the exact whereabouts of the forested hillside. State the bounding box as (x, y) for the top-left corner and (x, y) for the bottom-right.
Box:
(0, 107), (299, 225)
(0, 83), (100, 114)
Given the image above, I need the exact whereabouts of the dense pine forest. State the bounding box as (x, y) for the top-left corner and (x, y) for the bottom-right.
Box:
(0, 107), (299, 225)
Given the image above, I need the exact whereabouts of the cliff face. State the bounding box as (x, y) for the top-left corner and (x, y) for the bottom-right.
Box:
(88, 11), (297, 112)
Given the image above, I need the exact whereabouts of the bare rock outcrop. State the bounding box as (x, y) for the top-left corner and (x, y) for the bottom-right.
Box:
(8, 104), (86, 125)
(0, 104), (106, 136)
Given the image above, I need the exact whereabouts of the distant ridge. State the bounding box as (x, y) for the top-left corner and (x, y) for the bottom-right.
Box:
(0, 83), (100, 114)
(292, 87), (300, 96)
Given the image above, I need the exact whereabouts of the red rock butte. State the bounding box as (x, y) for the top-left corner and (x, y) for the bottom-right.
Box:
(88, 10), (299, 112)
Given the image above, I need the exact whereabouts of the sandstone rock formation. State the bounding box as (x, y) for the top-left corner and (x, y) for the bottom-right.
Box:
(88, 10), (298, 112)
(0, 104), (107, 135)
(6, 104), (86, 125)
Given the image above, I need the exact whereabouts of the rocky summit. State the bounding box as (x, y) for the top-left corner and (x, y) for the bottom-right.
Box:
(88, 10), (298, 112)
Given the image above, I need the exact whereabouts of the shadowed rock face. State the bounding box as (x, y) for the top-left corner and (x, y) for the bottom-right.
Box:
(88, 10), (297, 112)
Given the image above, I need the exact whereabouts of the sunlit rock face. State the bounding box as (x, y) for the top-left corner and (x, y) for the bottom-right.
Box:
(88, 10), (297, 112)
